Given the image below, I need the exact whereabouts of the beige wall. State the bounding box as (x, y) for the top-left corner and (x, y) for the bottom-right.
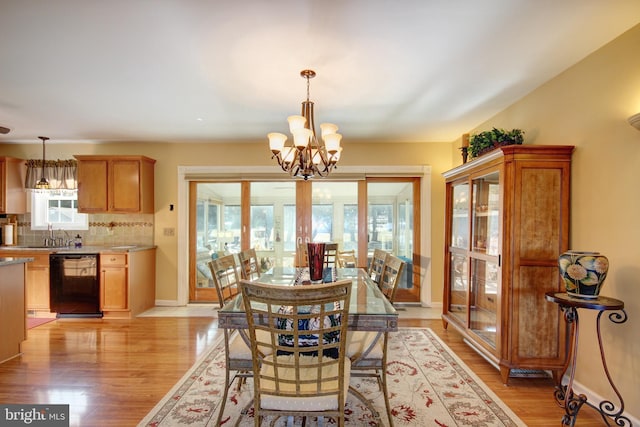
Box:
(458, 23), (640, 420)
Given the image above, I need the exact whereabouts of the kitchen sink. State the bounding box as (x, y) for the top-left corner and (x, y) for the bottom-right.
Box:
(111, 245), (137, 250)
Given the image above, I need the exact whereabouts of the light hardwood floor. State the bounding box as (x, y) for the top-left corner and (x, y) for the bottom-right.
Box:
(0, 315), (607, 426)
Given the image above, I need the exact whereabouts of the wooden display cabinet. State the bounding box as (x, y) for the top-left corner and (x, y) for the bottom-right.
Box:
(442, 145), (573, 384)
(75, 155), (155, 213)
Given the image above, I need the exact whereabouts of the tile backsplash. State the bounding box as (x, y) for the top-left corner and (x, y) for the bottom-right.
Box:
(9, 213), (154, 247)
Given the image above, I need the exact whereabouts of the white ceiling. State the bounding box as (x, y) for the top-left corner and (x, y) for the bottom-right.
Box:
(1, 0), (639, 145)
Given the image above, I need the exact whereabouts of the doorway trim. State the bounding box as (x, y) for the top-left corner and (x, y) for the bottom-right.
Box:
(177, 165), (432, 306)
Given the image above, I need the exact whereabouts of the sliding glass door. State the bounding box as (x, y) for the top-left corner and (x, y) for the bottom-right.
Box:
(368, 179), (419, 300)
(190, 177), (420, 303)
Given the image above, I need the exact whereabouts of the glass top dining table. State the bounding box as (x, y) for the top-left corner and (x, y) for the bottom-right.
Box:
(217, 267), (398, 332)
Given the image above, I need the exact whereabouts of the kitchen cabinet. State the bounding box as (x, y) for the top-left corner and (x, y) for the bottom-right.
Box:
(0, 251), (50, 314)
(100, 248), (156, 319)
(75, 155), (155, 213)
(0, 259), (28, 363)
(442, 145), (573, 384)
(0, 156), (27, 214)
(100, 253), (128, 311)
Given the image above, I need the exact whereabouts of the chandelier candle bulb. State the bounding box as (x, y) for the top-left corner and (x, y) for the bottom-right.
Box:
(268, 132), (286, 153)
(320, 123), (339, 138)
(324, 132), (342, 153)
(293, 128), (312, 149)
(287, 115), (306, 131)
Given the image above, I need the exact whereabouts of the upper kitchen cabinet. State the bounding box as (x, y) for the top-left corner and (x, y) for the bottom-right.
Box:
(0, 157), (27, 214)
(75, 155), (156, 214)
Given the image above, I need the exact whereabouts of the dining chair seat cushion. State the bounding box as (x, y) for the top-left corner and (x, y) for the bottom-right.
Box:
(228, 330), (272, 359)
(346, 331), (384, 359)
(259, 354), (351, 411)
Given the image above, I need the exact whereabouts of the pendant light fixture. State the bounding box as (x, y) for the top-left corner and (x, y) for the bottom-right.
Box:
(268, 69), (343, 180)
(35, 136), (50, 189)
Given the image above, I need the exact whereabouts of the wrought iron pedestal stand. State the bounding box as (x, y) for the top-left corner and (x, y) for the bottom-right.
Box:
(545, 292), (630, 427)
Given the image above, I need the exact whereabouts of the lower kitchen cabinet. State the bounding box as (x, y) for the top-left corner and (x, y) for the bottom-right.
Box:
(26, 253), (50, 312)
(0, 251), (50, 315)
(100, 253), (128, 311)
(100, 248), (156, 319)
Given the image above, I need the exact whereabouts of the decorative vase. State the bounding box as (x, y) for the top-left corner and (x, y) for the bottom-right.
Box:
(307, 243), (325, 282)
(558, 251), (609, 299)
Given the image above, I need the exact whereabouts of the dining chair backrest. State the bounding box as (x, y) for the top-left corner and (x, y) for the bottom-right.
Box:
(368, 249), (388, 285)
(324, 242), (339, 269)
(237, 248), (261, 280)
(240, 279), (352, 425)
(379, 254), (406, 303)
(337, 249), (357, 268)
(208, 254), (241, 308)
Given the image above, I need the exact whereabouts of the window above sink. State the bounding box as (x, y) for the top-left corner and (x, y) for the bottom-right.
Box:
(30, 189), (89, 231)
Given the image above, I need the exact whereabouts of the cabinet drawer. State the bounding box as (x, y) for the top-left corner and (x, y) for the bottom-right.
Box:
(28, 253), (50, 267)
(100, 254), (127, 267)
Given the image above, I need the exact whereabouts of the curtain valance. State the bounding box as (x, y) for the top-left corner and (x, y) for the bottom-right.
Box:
(25, 159), (78, 190)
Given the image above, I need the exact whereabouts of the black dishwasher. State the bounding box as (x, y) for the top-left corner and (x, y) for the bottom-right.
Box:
(50, 253), (103, 318)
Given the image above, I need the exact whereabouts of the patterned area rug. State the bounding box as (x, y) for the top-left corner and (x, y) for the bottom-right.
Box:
(138, 328), (526, 426)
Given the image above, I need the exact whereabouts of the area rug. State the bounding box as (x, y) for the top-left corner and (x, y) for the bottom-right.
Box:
(138, 328), (526, 426)
(27, 317), (56, 329)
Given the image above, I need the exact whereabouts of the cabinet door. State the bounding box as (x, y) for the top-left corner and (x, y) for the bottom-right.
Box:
(110, 159), (141, 212)
(447, 181), (470, 325)
(77, 159), (109, 212)
(0, 160), (6, 212)
(101, 267), (128, 310)
(469, 171), (501, 348)
(100, 254), (128, 310)
(27, 265), (50, 311)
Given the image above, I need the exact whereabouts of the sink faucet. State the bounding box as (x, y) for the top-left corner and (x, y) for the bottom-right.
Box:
(44, 224), (62, 247)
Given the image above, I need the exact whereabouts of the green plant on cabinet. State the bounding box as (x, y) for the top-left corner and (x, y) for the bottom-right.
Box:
(469, 128), (524, 158)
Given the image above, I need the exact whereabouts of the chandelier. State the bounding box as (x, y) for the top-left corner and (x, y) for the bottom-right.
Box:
(268, 69), (342, 180)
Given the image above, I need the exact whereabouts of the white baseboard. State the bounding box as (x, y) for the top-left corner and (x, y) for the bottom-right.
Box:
(154, 299), (181, 307)
(570, 379), (638, 425)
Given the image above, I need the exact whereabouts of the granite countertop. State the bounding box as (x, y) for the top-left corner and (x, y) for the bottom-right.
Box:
(0, 257), (35, 266)
(0, 245), (156, 254)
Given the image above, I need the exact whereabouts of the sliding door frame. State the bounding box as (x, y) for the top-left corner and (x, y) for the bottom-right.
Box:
(177, 165), (432, 306)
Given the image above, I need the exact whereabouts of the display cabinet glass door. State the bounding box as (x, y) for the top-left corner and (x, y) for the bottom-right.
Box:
(448, 182), (470, 325)
(469, 171), (500, 348)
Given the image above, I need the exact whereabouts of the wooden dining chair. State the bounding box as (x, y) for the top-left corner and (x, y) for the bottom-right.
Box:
(239, 279), (352, 426)
(208, 254), (241, 309)
(347, 254), (405, 427)
(337, 249), (357, 268)
(324, 242), (339, 269)
(367, 248), (388, 285)
(237, 248), (261, 280)
(378, 254), (406, 303)
(208, 254), (253, 426)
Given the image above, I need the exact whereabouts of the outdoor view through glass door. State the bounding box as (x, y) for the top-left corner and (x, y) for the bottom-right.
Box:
(190, 177), (420, 303)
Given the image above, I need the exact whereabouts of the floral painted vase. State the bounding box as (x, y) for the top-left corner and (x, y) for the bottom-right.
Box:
(558, 251), (609, 299)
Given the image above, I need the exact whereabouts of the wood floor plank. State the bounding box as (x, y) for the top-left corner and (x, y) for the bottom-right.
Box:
(0, 316), (608, 426)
